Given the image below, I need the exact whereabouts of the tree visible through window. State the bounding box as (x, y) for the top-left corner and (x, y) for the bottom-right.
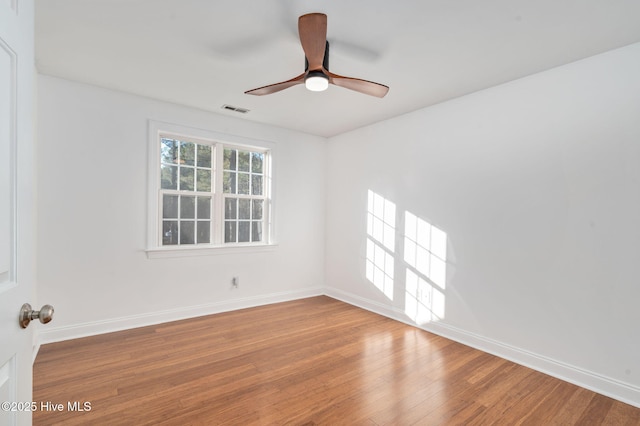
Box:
(160, 138), (213, 245)
(223, 148), (265, 243)
(157, 134), (269, 247)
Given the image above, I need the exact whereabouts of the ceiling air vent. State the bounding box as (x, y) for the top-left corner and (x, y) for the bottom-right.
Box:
(221, 104), (250, 114)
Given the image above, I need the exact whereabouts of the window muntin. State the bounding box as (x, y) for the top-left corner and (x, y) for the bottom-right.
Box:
(156, 134), (269, 248)
(161, 194), (212, 245)
(160, 138), (213, 192)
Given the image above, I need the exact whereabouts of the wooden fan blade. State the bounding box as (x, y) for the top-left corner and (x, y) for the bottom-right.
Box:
(298, 13), (327, 71)
(327, 71), (389, 98)
(245, 73), (306, 96)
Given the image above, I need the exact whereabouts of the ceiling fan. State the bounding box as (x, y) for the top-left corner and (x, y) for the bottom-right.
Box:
(245, 13), (389, 98)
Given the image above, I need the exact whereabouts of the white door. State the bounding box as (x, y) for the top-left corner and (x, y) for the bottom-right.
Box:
(0, 1), (37, 425)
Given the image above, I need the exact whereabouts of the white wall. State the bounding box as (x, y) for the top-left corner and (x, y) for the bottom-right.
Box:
(325, 42), (640, 406)
(37, 75), (326, 340)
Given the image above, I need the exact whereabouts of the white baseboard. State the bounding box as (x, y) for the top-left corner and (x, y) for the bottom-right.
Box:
(36, 284), (640, 409)
(324, 286), (640, 409)
(38, 287), (323, 345)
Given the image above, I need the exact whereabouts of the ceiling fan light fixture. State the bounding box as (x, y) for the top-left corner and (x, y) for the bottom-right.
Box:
(244, 13), (388, 98)
(305, 71), (329, 92)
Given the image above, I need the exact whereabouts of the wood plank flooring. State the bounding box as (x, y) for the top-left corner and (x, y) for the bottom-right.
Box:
(33, 296), (640, 425)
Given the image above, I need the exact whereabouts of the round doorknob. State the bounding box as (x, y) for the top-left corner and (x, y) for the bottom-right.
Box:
(19, 303), (55, 329)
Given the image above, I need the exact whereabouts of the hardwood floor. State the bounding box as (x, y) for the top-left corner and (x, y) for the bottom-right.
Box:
(33, 296), (640, 425)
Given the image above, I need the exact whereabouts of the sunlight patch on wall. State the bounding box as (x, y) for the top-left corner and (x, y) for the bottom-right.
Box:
(366, 239), (394, 300)
(367, 190), (395, 251)
(403, 211), (447, 323)
(365, 190), (396, 300)
(404, 212), (447, 289)
(405, 269), (445, 323)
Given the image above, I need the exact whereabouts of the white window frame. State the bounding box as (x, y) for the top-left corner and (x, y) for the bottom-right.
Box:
(146, 120), (276, 258)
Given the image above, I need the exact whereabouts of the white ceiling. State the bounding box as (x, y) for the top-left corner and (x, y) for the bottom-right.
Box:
(35, 0), (640, 137)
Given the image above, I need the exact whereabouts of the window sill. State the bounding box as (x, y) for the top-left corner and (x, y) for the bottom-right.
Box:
(145, 243), (278, 259)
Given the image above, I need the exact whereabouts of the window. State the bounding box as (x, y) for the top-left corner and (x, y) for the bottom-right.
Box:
(147, 121), (273, 256)
(160, 137), (213, 245)
(222, 148), (265, 243)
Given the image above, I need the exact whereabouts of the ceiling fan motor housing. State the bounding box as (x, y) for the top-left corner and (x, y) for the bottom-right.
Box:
(305, 41), (330, 72)
(245, 13), (388, 97)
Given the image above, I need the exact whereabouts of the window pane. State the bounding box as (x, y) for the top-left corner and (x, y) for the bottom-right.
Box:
(162, 221), (178, 245)
(196, 169), (211, 192)
(239, 199), (250, 219)
(252, 199), (263, 220)
(163, 195), (179, 218)
(238, 173), (249, 195)
(180, 196), (195, 219)
(251, 175), (263, 196)
(160, 137), (270, 247)
(225, 198), (237, 219)
(161, 165), (178, 189)
(238, 221), (250, 242)
(161, 138), (177, 164)
(197, 197), (211, 219)
(225, 221), (236, 242)
(252, 221), (262, 242)
(224, 148), (236, 171)
(238, 151), (250, 172)
(180, 141), (195, 166)
(197, 145), (212, 168)
(251, 152), (263, 173)
(197, 221), (210, 243)
(180, 167), (195, 191)
(180, 221), (195, 244)
(223, 171), (236, 194)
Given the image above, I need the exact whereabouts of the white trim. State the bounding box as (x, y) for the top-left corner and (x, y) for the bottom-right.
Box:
(213, 139), (223, 243)
(32, 342), (40, 364)
(145, 242), (278, 259)
(147, 120), (277, 252)
(38, 287), (323, 344)
(0, 37), (17, 286)
(149, 120), (276, 152)
(324, 286), (640, 409)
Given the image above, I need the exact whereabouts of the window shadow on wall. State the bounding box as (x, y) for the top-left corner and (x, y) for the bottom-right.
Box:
(364, 190), (448, 324)
(403, 211), (447, 324)
(365, 190), (396, 300)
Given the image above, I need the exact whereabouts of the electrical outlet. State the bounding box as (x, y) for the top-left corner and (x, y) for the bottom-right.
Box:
(232, 277), (239, 288)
